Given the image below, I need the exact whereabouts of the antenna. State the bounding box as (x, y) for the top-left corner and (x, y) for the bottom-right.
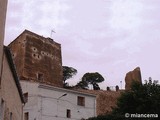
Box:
(120, 81), (122, 89)
(50, 29), (56, 38)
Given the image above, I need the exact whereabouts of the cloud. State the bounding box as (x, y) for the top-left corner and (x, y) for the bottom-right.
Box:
(5, 0), (70, 43)
(5, 0), (160, 89)
(109, 0), (143, 30)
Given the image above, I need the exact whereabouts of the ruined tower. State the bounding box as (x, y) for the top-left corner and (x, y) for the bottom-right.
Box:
(125, 67), (142, 90)
(8, 30), (63, 87)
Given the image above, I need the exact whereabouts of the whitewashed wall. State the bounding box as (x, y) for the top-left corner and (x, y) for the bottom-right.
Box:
(21, 81), (40, 120)
(0, 0), (7, 80)
(21, 81), (96, 120)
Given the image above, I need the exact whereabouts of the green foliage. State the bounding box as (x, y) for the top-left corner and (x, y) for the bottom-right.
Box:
(62, 66), (77, 87)
(114, 80), (160, 115)
(88, 78), (160, 120)
(76, 72), (104, 90)
(82, 72), (104, 84)
(76, 80), (88, 89)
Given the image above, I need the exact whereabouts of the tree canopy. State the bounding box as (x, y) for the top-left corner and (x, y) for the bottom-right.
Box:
(62, 66), (77, 87)
(76, 80), (88, 89)
(88, 78), (160, 120)
(114, 79), (160, 115)
(76, 72), (104, 90)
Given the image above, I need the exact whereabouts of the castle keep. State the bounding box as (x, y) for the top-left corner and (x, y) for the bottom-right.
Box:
(8, 30), (63, 87)
(8, 30), (96, 120)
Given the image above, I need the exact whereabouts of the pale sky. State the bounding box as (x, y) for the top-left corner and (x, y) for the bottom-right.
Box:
(5, 0), (160, 89)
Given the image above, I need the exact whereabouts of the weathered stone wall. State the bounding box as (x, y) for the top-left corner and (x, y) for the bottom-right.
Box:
(0, 52), (23, 120)
(76, 89), (121, 115)
(9, 30), (63, 87)
(125, 67), (142, 90)
(8, 33), (26, 78)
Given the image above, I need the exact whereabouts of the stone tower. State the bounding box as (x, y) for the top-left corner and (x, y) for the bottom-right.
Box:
(125, 67), (142, 90)
(0, 0), (8, 76)
(8, 30), (63, 87)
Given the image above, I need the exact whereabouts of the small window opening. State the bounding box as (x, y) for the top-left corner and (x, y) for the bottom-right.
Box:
(38, 55), (40, 59)
(37, 73), (44, 82)
(66, 109), (71, 118)
(41, 51), (44, 55)
(0, 99), (5, 120)
(23, 92), (28, 103)
(10, 112), (12, 120)
(33, 54), (36, 57)
(77, 96), (85, 106)
(24, 112), (29, 120)
(33, 47), (37, 51)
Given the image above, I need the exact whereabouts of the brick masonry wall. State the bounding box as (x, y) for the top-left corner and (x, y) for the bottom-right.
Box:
(9, 30), (63, 87)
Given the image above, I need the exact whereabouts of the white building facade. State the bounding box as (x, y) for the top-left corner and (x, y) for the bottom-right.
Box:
(21, 81), (96, 120)
(0, 0), (7, 69)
